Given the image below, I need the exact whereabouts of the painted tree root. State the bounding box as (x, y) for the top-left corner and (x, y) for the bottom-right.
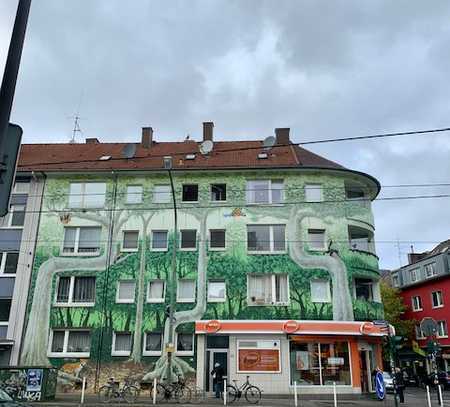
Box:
(142, 353), (194, 382)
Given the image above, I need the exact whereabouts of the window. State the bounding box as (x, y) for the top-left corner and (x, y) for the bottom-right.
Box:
(13, 181), (30, 194)
(182, 184), (198, 202)
(122, 231), (139, 251)
(62, 226), (101, 255)
(238, 340), (281, 373)
(147, 280), (165, 303)
(177, 279), (196, 302)
(310, 280), (331, 303)
(437, 321), (448, 338)
(8, 204), (25, 227)
(0, 252), (19, 275)
(346, 186), (365, 200)
(55, 276), (96, 306)
(180, 229), (196, 250)
(415, 325), (425, 339)
(307, 229), (326, 250)
(432, 291), (444, 308)
(412, 295), (422, 311)
(305, 184), (323, 203)
(354, 278), (373, 301)
(116, 281), (136, 303)
(247, 225), (285, 252)
(425, 262), (437, 278)
(68, 182), (106, 209)
(143, 332), (163, 356)
(290, 341), (351, 386)
(112, 331), (132, 356)
(49, 330), (90, 357)
(151, 230), (168, 250)
(153, 185), (171, 203)
(0, 299), (12, 322)
(247, 274), (289, 305)
(126, 185), (143, 204)
(211, 184), (226, 201)
(246, 180), (283, 204)
(208, 281), (226, 302)
(392, 274), (399, 288)
(176, 333), (194, 355)
(409, 268), (418, 283)
(209, 229), (226, 250)
(348, 226), (374, 253)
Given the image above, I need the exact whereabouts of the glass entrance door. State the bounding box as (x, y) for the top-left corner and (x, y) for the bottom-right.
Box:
(208, 350), (228, 392)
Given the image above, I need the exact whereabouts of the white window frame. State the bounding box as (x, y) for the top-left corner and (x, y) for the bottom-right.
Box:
(247, 274), (290, 306)
(437, 321), (448, 338)
(13, 181), (30, 194)
(412, 295), (422, 311)
(392, 275), (399, 287)
(4, 204), (26, 228)
(424, 262), (437, 279)
(68, 182), (106, 209)
(180, 229), (197, 251)
(47, 329), (90, 358)
(175, 332), (195, 356)
(246, 179), (284, 205)
(247, 224), (286, 254)
(153, 185), (171, 204)
(125, 185), (143, 204)
(415, 325), (426, 340)
(151, 230), (168, 251)
(0, 252), (18, 276)
(111, 331), (132, 356)
(305, 184), (323, 203)
(409, 268), (418, 283)
(61, 226), (102, 257)
(307, 229), (326, 251)
(54, 276), (96, 307)
(177, 279), (196, 303)
(207, 280), (227, 303)
(147, 279), (166, 303)
(210, 183), (227, 202)
(121, 230), (139, 252)
(310, 279), (331, 303)
(237, 340), (281, 373)
(143, 332), (163, 356)
(431, 290), (444, 308)
(116, 280), (136, 304)
(209, 229), (226, 251)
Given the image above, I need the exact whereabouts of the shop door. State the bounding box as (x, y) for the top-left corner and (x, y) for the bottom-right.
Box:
(359, 350), (373, 393)
(208, 350), (228, 392)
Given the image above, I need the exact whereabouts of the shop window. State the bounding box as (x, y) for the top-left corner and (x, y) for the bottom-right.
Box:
(409, 268), (418, 283)
(0, 299), (11, 322)
(153, 185), (171, 203)
(112, 331), (132, 356)
(209, 229), (226, 250)
(412, 295), (422, 311)
(354, 278), (373, 301)
(56, 276), (96, 305)
(180, 230), (196, 250)
(144, 332), (162, 355)
(68, 182), (106, 209)
(247, 274), (288, 305)
(116, 281), (135, 303)
(147, 280), (165, 303)
(310, 280), (331, 303)
(176, 333), (194, 355)
(247, 225), (285, 252)
(208, 281), (226, 302)
(425, 262), (437, 278)
(305, 184), (323, 202)
(177, 279), (196, 302)
(307, 229), (325, 250)
(126, 185), (143, 204)
(62, 226), (101, 255)
(237, 340), (280, 373)
(122, 231), (139, 251)
(432, 291), (443, 308)
(49, 330), (90, 357)
(182, 185), (198, 202)
(290, 341), (351, 386)
(151, 230), (168, 250)
(437, 321), (448, 338)
(0, 253), (19, 275)
(211, 184), (227, 201)
(246, 180), (283, 204)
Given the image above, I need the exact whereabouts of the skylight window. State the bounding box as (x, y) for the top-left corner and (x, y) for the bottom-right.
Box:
(99, 155), (111, 161)
(185, 154), (196, 160)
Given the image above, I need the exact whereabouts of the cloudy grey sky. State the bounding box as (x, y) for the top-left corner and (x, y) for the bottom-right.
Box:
(1, 1), (449, 269)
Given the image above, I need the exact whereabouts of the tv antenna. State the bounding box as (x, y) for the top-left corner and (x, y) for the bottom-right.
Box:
(262, 135), (276, 150)
(69, 115), (83, 143)
(199, 140), (213, 155)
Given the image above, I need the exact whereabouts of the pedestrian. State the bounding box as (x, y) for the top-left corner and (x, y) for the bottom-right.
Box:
(211, 362), (225, 399)
(394, 367), (405, 403)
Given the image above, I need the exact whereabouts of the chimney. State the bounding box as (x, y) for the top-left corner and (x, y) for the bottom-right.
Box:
(203, 122), (214, 142)
(86, 138), (100, 144)
(275, 128), (290, 145)
(141, 127), (153, 148)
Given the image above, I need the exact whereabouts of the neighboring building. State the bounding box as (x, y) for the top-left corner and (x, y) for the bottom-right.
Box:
(0, 174), (44, 365)
(17, 123), (385, 394)
(391, 240), (450, 371)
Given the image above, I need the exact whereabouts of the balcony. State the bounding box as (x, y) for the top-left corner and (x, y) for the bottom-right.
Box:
(345, 199), (374, 226)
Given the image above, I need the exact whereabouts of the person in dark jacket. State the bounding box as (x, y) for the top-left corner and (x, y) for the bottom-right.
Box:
(211, 362), (225, 398)
(394, 367), (405, 403)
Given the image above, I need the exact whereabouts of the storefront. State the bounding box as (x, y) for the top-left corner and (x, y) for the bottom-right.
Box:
(195, 320), (385, 394)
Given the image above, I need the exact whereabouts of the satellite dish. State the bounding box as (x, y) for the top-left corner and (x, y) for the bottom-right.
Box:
(200, 140), (213, 155)
(263, 136), (276, 150)
(121, 143), (137, 159)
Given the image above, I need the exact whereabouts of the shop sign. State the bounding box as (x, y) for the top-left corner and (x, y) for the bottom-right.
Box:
(283, 320), (299, 334)
(327, 357), (344, 366)
(205, 320), (221, 333)
(360, 322), (377, 335)
(238, 349), (280, 372)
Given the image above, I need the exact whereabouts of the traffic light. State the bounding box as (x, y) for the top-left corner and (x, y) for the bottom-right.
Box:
(389, 335), (407, 352)
(0, 124), (22, 217)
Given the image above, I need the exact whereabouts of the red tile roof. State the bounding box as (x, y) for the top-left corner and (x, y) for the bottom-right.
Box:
(17, 140), (346, 172)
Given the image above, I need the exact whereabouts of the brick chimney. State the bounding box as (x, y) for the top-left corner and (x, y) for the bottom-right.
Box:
(203, 122), (214, 142)
(141, 127), (153, 148)
(275, 128), (290, 145)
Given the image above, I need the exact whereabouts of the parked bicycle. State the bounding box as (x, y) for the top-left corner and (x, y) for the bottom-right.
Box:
(153, 375), (204, 403)
(222, 376), (261, 404)
(98, 377), (139, 403)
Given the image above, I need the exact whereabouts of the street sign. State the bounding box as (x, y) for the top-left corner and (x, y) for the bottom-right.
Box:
(375, 371), (385, 400)
(420, 317), (438, 337)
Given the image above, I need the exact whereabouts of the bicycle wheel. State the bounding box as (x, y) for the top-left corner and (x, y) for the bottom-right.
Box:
(156, 383), (168, 402)
(245, 385), (261, 404)
(221, 385), (238, 403)
(98, 385), (112, 403)
(123, 385), (139, 403)
(175, 385), (192, 403)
